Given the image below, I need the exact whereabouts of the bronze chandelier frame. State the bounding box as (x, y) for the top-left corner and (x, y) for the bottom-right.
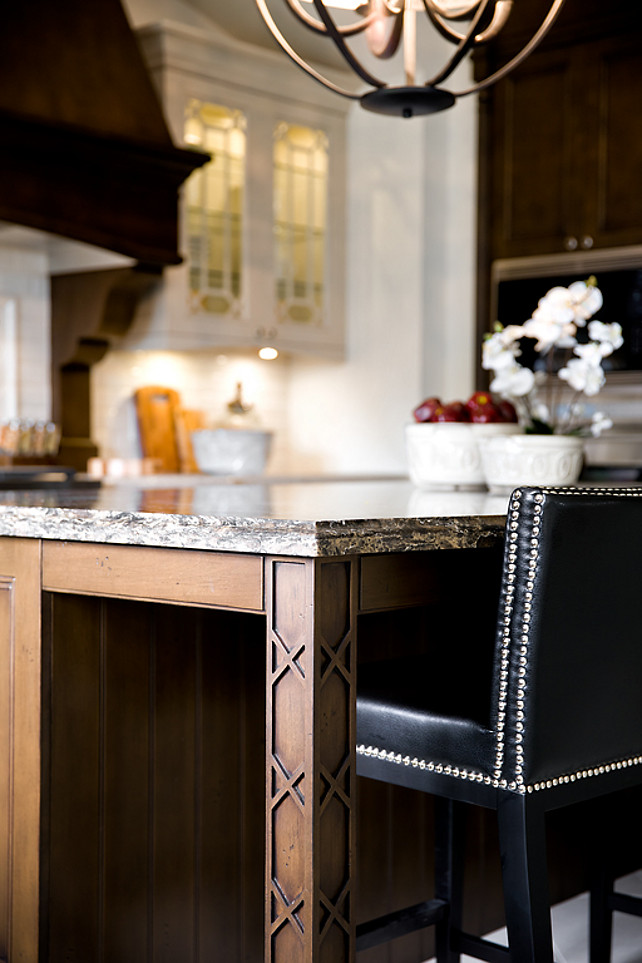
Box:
(255, 0), (567, 117)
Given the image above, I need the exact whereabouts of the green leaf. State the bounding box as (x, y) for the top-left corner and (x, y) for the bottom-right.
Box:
(525, 420), (555, 435)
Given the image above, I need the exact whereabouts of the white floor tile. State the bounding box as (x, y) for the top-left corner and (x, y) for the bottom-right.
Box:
(423, 871), (642, 963)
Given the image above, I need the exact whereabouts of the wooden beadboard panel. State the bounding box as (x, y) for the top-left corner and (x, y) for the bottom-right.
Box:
(42, 542), (264, 612)
(42, 595), (265, 962)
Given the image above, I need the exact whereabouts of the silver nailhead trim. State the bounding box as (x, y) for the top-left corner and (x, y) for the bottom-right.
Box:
(526, 756), (642, 793)
(356, 744), (499, 787)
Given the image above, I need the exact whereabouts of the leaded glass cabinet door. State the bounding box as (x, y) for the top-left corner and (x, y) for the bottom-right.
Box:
(269, 112), (345, 357)
(183, 100), (247, 321)
(274, 122), (328, 329)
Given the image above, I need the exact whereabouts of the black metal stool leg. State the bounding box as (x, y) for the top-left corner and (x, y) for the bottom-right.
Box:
(434, 797), (464, 963)
(497, 793), (554, 963)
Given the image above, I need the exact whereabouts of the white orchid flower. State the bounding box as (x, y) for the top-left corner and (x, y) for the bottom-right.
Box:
(533, 287), (577, 326)
(490, 362), (535, 398)
(482, 325), (526, 370)
(522, 315), (577, 353)
(480, 279), (614, 436)
(558, 358), (605, 395)
(482, 338), (516, 371)
(574, 341), (610, 364)
(588, 320), (624, 353)
(567, 280), (603, 322)
(534, 280), (603, 328)
(501, 324), (527, 345)
(590, 411), (613, 437)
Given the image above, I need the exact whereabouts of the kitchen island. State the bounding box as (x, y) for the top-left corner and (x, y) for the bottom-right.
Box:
(0, 478), (509, 963)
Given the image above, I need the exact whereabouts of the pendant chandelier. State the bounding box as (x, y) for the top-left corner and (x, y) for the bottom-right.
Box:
(255, 0), (566, 117)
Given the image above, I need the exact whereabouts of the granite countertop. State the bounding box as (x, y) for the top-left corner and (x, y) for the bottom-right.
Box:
(0, 477), (510, 557)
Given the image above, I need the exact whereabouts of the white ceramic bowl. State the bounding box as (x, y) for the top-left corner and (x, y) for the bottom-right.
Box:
(405, 422), (520, 490)
(479, 433), (584, 493)
(191, 428), (272, 476)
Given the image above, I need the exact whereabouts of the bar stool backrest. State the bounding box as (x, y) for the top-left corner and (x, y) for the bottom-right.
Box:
(490, 487), (642, 793)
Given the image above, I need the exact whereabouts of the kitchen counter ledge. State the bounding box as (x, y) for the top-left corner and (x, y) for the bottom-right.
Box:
(0, 478), (509, 556)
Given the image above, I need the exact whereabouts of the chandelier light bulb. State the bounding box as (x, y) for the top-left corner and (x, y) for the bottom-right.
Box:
(255, 0), (567, 117)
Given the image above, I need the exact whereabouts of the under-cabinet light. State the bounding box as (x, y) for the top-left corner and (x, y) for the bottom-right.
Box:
(258, 347), (279, 361)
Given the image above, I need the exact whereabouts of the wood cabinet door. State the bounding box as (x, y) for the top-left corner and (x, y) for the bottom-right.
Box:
(489, 46), (582, 259)
(581, 35), (642, 250)
(487, 33), (642, 259)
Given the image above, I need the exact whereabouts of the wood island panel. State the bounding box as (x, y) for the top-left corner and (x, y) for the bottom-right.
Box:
(0, 538), (42, 963)
(42, 541), (264, 611)
(359, 547), (505, 613)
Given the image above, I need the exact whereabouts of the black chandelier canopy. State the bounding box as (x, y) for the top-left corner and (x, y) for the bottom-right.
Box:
(255, 0), (567, 118)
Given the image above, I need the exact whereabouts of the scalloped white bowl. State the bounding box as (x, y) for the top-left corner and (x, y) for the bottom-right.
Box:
(405, 422), (520, 490)
(479, 433), (584, 493)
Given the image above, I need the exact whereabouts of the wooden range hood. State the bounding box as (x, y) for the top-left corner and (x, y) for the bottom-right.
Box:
(0, 0), (207, 265)
(0, 0), (209, 470)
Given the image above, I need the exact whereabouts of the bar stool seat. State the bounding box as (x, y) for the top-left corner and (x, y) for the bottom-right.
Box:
(356, 487), (642, 963)
(358, 654), (495, 776)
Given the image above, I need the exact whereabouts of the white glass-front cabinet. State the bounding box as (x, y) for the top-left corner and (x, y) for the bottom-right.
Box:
(137, 23), (348, 359)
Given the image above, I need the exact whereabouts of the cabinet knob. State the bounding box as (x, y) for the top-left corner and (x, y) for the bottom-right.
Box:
(256, 327), (265, 338)
(580, 235), (594, 249)
(564, 236), (578, 251)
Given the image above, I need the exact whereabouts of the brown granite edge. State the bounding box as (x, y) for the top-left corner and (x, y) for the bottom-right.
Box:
(0, 506), (506, 557)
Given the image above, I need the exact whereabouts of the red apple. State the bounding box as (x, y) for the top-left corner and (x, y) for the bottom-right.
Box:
(413, 396), (442, 423)
(466, 390), (500, 423)
(431, 402), (471, 422)
(465, 390), (494, 411)
(470, 408), (500, 423)
(497, 400), (518, 423)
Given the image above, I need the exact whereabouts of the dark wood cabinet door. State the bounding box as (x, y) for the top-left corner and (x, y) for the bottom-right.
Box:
(583, 36), (642, 250)
(489, 47), (582, 259)
(486, 33), (642, 260)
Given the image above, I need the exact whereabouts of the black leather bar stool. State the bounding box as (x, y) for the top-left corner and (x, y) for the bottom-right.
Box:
(356, 487), (642, 963)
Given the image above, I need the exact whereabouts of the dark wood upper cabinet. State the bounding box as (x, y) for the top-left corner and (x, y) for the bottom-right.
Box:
(485, 33), (642, 260)
(477, 0), (642, 264)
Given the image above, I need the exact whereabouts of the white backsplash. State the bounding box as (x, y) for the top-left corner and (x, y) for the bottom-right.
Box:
(90, 347), (321, 475)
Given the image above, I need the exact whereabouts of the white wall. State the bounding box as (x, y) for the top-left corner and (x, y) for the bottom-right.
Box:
(0, 237), (51, 423)
(287, 109), (428, 474)
(286, 86), (478, 474)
